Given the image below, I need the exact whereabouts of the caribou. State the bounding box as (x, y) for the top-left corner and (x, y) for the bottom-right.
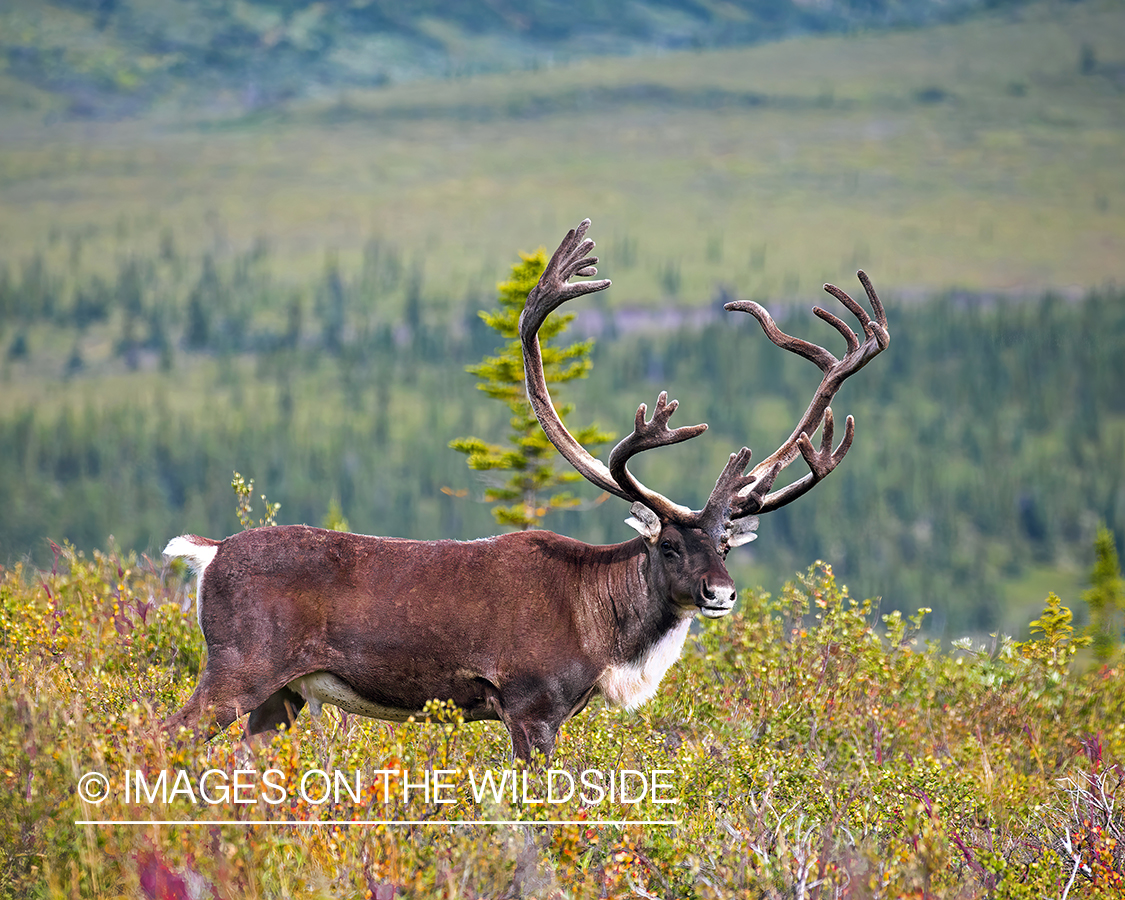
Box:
(162, 219), (889, 761)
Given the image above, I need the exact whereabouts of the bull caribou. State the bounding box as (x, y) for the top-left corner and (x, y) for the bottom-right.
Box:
(163, 219), (889, 761)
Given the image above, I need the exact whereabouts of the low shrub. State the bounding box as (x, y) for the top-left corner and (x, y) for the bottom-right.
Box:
(1, 550), (1121, 898)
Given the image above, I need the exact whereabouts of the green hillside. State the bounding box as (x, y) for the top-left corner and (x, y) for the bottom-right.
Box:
(2, 0), (1122, 301)
(1, 0), (1050, 118)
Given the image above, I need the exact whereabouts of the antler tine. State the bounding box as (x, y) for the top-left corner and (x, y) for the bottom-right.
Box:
(728, 300), (838, 372)
(858, 270), (888, 334)
(824, 270), (889, 349)
(813, 305), (860, 354)
(711, 272), (888, 523)
(734, 409), (856, 516)
(521, 219), (606, 336)
(607, 392), (709, 522)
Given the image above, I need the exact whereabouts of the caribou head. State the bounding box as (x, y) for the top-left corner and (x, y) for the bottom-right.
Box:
(519, 218), (888, 601)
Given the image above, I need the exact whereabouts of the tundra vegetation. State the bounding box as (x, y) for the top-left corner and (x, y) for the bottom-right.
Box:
(1, 536), (1123, 897)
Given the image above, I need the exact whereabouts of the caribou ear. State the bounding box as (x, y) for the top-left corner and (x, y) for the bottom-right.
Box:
(727, 516), (759, 548)
(625, 502), (662, 543)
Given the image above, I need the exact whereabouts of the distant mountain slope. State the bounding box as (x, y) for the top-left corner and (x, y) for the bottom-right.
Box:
(3, 0), (1042, 118)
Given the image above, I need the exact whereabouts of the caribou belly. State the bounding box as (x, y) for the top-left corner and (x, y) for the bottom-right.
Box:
(598, 617), (692, 711)
(287, 672), (417, 722)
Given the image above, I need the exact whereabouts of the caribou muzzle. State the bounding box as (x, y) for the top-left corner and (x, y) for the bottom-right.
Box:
(697, 575), (737, 618)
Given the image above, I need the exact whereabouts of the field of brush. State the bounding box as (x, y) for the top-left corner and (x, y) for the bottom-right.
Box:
(3, 545), (1123, 897)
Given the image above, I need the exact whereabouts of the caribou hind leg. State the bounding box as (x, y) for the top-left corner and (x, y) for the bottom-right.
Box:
(247, 686), (306, 735)
(164, 533), (304, 740)
(161, 665), (246, 740)
(162, 647), (300, 741)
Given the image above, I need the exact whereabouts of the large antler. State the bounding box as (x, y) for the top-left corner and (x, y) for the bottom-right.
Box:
(521, 219), (889, 550)
(717, 272), (889, 520)
(519, 220), (708, 523)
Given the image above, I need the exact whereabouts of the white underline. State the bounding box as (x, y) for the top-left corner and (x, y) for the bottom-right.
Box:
(76, 819), (679, 827)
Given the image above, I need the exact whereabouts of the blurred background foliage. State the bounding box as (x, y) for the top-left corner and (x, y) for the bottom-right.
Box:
(0, 228), (1121, 638)
(0, 0), (1122, 640)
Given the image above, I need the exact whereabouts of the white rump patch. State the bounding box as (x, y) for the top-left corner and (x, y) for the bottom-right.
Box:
(598, 617), (692, 711)
(163, 535), (219, 628)
(163, 535), (218, 570)
(287, 672), (416, 722)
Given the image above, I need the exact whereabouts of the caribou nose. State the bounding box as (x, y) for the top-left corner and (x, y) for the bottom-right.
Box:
(699, 576), (736, 618)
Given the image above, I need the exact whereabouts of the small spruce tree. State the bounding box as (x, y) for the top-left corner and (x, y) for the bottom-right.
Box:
(450, 249), (612, 530)
(1083, 524), (1125, 661)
